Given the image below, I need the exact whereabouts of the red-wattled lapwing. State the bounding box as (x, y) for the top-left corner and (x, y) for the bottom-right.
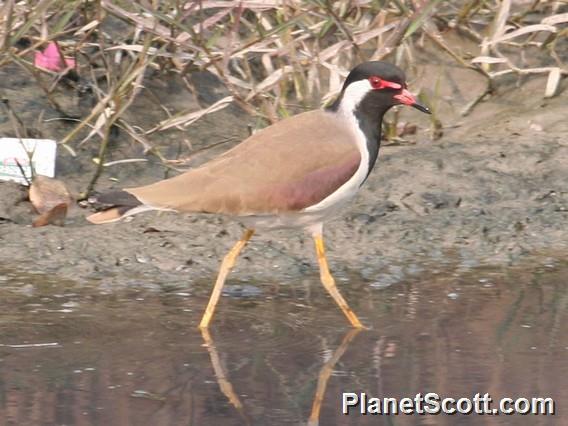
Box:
(87, 61), (431, 329)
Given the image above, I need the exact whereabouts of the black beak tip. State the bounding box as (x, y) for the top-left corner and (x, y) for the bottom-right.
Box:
(412, 102), (431, 115)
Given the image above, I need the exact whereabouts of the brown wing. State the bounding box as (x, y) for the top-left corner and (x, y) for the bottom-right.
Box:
(126, 110), (361, 215)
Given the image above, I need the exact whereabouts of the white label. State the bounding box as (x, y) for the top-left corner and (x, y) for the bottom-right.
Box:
(0, 138), (57, 185)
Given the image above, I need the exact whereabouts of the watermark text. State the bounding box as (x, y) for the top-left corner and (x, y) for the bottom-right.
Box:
(342, 392), (555, 415)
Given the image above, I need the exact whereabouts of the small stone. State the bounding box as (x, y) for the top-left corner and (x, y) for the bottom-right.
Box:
(135, 253), (150, 264)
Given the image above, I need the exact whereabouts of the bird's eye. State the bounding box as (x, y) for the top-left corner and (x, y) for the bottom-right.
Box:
(369, 76), (383, 89)
(369, 76), (402, 90)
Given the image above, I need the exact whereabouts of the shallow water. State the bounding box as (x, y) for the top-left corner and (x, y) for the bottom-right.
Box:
(0, 257), (567, 426)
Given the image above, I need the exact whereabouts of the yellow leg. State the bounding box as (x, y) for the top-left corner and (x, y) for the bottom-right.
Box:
(313, 233), (364, 328)
(309, 329), (361, 425)
(199, 229), (255, 329)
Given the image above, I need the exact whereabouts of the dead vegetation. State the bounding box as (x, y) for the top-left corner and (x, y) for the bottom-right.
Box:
(0, 0), (566, 197)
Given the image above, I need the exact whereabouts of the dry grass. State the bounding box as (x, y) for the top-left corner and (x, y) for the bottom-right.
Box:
(0, 0), (566, 194)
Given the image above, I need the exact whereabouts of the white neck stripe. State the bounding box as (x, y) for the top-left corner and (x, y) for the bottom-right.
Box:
(303, 85), (372, 214)
(337, 79), (373, 116)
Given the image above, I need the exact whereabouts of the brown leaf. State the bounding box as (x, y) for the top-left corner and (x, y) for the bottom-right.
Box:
(29, 176), (74, 215)
(32, 203), (68, 227)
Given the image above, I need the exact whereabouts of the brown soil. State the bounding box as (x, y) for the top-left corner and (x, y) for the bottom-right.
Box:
(1, 60), (567, 291)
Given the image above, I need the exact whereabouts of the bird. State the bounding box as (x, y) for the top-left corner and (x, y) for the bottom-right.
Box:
(87, 61), (431, 329)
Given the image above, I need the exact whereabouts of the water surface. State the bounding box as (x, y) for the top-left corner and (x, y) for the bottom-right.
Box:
(0, 257), (566, 425)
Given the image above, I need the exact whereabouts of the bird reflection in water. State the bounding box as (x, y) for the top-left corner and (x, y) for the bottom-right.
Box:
(200, 328), (361, 425)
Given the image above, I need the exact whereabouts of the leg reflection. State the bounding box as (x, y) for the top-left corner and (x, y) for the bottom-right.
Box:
(308, 328), (361, 425)
(200, 328), (250, 424)
(201, 327), (360, 425)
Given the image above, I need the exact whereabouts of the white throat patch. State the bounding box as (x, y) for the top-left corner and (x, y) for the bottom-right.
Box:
(337, 79), (373, 115)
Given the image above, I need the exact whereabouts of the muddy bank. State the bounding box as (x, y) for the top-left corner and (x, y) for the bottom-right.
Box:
(1, 65), (567, 291)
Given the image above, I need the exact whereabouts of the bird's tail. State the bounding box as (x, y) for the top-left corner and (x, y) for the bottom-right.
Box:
(86, 190), (150, 224)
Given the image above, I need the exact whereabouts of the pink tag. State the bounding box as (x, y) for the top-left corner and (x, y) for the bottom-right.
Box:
(34, 42), (75, 72)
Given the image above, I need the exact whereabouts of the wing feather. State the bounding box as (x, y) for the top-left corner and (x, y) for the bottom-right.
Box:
(127, 110), (360, 215)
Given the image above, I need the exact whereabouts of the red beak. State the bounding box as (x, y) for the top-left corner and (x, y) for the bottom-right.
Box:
(394, 89), (431, 114)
